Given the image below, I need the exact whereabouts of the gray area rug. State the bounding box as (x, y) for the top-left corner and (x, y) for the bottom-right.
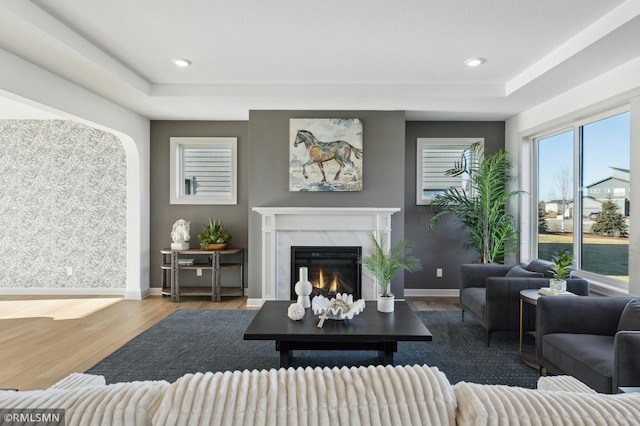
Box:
(87, 309), (540, 388)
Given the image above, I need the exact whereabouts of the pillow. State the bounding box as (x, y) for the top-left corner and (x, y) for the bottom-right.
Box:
(525, 259), (555, 278)
(505, 265), (544, 278)
(618, 298), (640, 331)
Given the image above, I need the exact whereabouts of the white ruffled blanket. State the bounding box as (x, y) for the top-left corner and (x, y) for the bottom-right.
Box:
(152, 365), (456, 426)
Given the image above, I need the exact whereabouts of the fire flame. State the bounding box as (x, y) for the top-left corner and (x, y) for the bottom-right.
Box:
(313, 268), (339, 293)
(329, 273), (338, 293)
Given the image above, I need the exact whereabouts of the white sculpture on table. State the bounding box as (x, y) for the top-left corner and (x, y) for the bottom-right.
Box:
(171, 219), (191, 250)
(287, 303), (305, 321)
(294, 267), (313, 308)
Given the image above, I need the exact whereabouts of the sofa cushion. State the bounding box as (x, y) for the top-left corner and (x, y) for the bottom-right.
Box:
(542, 333), (615, 393)
(153, 365), (456, 426)
(505, 265), (544, 278)
(454, 382), (640, 425)
(525, 259), (555, 278)
(618, 298), (640, 331)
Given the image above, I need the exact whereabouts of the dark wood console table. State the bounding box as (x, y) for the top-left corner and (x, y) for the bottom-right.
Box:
(161, 247), (244, 302)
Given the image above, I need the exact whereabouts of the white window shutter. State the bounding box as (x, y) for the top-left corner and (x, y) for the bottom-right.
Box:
(416, 138), (482, 204)
(170, 137), (237, 205)
(183, 146), (232, 196)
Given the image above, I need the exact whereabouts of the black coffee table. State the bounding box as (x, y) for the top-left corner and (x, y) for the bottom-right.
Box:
(243, 300), (432, 368)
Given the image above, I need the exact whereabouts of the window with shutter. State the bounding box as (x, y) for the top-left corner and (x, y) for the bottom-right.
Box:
(170, 137), (237, 205)
(416, 138), (482, 205)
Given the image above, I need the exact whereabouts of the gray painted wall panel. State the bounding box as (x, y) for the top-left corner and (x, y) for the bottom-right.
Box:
(148, 117), (506, 298)
(248, 111), (406, 299)
(404, 121), (506, 291)
(150, 121), (249, 289)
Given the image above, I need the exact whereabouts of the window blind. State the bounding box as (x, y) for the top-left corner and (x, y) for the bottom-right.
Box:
(416, 138), (480, 204)
(183, 147), (232, 196)
(170, 137), (237, 205)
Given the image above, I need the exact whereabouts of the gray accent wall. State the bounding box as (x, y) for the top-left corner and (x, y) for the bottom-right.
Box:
(0, 120), (127, 289)
(404, 121), (506, 291)
(148, 117), (506, 299)
(150, 121), (249, 289)
(248, 111), (406, 299)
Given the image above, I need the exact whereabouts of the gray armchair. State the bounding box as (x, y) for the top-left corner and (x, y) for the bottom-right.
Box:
(460, 262), (589, 345)
(536, 296), (640, 394)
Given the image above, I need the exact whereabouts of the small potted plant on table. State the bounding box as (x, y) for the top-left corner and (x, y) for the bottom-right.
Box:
(361, 234), (422, 313)
(197, 218), (232, 250)
(550, 249), (572, 293)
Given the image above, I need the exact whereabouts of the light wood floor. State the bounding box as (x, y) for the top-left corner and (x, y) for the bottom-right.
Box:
(0, 295), (459, 390)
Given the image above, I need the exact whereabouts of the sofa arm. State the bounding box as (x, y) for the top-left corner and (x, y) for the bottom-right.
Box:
(460, 264), (512, 289)
(614, 330), (640, 390)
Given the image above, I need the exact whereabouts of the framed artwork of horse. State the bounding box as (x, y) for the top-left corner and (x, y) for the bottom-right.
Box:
(289, 118), (363, 192)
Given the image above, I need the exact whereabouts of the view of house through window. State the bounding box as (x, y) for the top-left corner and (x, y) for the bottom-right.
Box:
(536, 111), (630, 284)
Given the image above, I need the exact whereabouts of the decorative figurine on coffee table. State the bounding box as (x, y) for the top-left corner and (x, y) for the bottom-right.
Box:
(287, 303), (305, 321)
(294, 267), (313, 308)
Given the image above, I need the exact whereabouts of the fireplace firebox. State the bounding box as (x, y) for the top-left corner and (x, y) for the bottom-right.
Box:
(291, 246), (362, 300)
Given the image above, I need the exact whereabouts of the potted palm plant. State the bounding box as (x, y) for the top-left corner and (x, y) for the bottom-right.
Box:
(550, 248), (572, 293)
(361, 234), (422, 313)
(429, 142), (523, 264)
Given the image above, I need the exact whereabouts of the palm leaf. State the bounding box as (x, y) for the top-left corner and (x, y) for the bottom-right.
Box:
(361, 234), (422, 296)
(428, 142), (524, 263)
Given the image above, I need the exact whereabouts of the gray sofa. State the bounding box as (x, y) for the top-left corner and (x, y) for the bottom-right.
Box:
(460, 262), (589, 345)
(536, 296), (640, 394)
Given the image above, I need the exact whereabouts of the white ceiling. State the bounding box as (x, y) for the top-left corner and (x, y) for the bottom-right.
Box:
(1, 0), (639, 121)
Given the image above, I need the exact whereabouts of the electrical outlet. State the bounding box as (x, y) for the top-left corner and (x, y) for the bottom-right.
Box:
(436, 268), (443, 277)
(197, 268), (203, 277)
(67, 267), (73, 276)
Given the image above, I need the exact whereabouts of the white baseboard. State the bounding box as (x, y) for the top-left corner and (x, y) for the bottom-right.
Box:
(124, 288), (150, 300)
(148, 288), (164, 296)
(0, 287), (126, 296)
(246, 298), (265, 308)
(403, 288), (460, 297)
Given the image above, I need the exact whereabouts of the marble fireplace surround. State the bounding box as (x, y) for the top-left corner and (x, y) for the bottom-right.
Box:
(251, 207), (400, 307)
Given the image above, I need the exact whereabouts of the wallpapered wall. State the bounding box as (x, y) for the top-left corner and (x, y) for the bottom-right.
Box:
(0, 120), (127, 289)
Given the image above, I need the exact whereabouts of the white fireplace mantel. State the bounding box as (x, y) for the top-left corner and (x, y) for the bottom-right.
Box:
(250, 207), (401, 307)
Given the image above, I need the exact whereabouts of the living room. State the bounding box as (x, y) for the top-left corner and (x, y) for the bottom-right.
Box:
(2, 1), (640, 422)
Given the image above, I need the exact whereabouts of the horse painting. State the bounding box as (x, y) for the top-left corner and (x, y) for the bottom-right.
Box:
(293, 130), (363, 183)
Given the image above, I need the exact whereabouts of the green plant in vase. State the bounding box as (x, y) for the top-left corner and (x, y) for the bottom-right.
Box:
(361, 234), (422, 312)
(550, 248), (572, 293)
(197, 218), (232, 249)
(428, 142), (524, 264)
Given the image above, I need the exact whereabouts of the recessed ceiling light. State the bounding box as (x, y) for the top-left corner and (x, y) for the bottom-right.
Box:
(172, 58), (191, 68)
(464, 57), (486, 67)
